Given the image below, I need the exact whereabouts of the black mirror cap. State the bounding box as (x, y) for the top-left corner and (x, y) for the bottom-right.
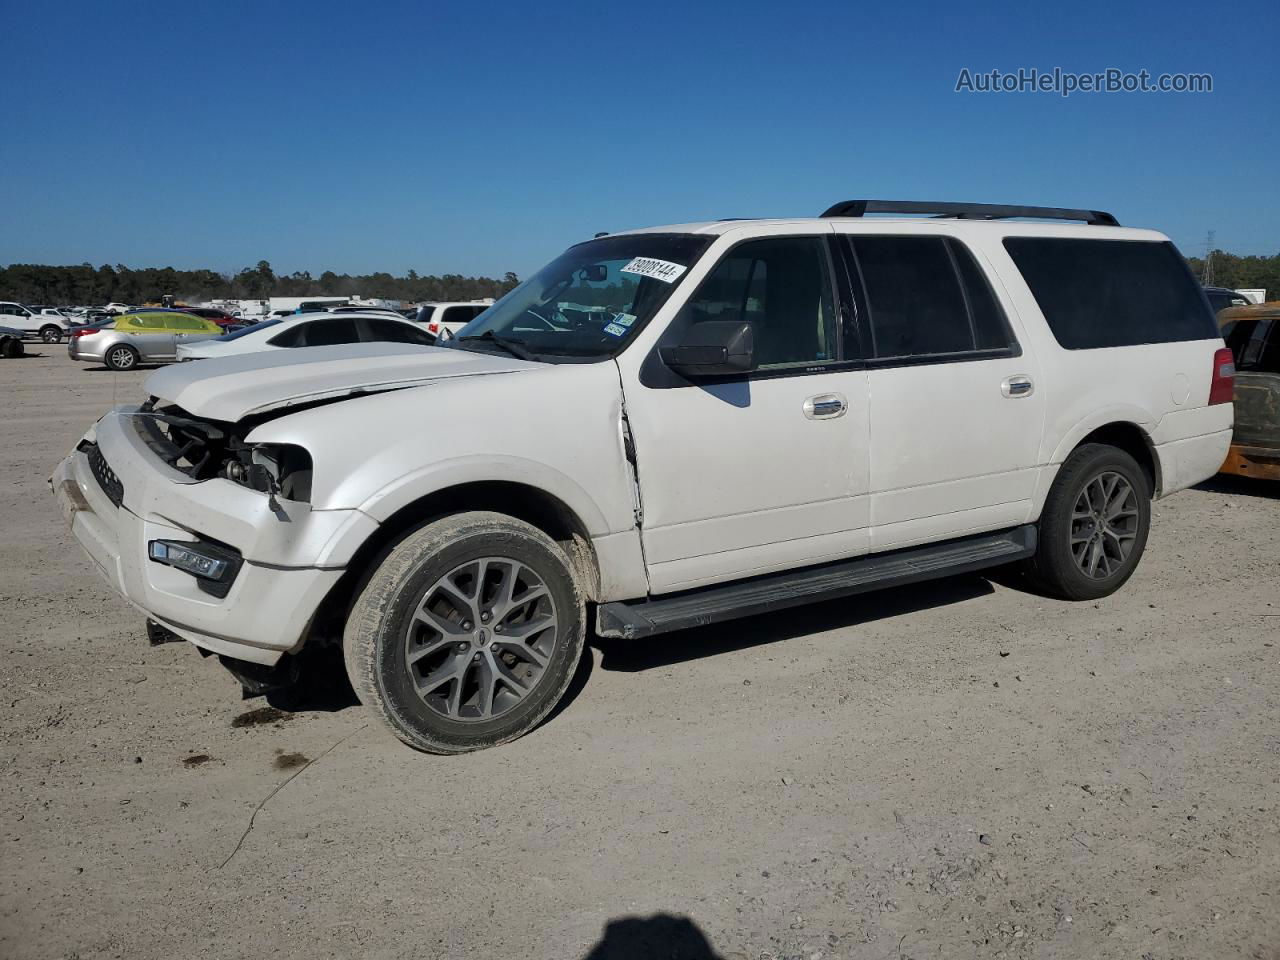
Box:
(659, 320), (756, 377)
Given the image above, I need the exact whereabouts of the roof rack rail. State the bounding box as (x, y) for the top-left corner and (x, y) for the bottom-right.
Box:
(820, 200), (1119, 227)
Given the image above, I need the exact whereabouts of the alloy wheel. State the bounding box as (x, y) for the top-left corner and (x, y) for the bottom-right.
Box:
(403, 557), (558, 722)
(1070, 471), (1139, 579)
(108, 346), (136, 369)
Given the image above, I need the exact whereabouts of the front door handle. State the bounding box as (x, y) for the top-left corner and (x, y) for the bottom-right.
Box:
(1001, 375), (1034, 398)
(803, 393), (847, 420)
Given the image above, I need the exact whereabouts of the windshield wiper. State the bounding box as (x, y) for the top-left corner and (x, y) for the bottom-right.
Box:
(457, 331), (542, 362)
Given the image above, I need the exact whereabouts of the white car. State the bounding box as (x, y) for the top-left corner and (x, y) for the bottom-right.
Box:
(53, 199), (1233, 755)
(416, 300), (495, 339)
(0, 302), (73, 342)
(176, 311), (437, 360)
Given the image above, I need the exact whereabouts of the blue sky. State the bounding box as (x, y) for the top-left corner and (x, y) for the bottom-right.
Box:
(3, 0), (1277, 278)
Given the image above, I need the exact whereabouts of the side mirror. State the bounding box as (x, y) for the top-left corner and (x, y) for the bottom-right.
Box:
(659, 321), (755, 377)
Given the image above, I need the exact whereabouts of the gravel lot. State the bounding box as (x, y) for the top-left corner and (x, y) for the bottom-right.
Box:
(2, 347), (1278, 960)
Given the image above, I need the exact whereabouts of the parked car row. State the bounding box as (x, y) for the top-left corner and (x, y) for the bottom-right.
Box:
(64, 307), (442, 369)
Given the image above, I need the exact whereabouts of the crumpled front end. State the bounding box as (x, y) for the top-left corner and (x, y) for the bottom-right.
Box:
(51, 404), (378, 664)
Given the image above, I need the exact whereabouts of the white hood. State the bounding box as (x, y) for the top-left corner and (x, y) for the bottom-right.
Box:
(144, 342), (536, 421)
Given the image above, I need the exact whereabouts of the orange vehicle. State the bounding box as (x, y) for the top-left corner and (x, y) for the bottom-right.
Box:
(1218, 302), (1280, 480)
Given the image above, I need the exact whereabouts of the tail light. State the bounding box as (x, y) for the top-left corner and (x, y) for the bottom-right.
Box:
(1208, 347), (1235, 405)
(428, 321), (439, 333)
(73, 327), (100, 337)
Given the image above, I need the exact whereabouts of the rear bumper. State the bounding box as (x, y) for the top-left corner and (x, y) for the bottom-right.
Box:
(1219, 443), (1280, 481)
(1152, 405), (1234, 497)
(51, 410), (378, 664)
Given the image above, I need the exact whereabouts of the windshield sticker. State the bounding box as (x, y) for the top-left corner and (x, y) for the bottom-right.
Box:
(621, 257), (686, 284)
(613, 312), (637, 328)
(602, 322), (628, 337)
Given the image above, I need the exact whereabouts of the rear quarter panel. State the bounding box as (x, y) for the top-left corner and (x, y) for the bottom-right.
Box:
(971, 226), (1229, 506)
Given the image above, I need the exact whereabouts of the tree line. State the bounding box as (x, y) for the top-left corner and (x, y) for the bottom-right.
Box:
(4, 249), (1276, 308)
(0, 260), (521, 306)
(1185, 250), (1278, 298)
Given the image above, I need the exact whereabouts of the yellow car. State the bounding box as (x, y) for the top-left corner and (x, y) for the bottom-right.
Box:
(68, 310), (226, 370)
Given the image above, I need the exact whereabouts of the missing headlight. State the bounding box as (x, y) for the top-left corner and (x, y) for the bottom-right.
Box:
(240, 444), (312, 503)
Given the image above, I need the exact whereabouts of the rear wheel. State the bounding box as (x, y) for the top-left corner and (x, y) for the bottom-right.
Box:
(343, 511), (585, 754)
(0, 338), (21, 359)
(39, 325), (63, 343)
(104, 344), (139, 371)
(1025, 443), (1151, 600)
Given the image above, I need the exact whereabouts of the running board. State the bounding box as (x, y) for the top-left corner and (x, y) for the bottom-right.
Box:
(595, 525), (1037, 640)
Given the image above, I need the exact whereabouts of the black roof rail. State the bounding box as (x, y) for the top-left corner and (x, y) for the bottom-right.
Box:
(820, 200), (1119, 227)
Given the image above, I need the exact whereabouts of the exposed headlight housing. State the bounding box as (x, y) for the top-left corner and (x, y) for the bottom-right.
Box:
(223, 443), (313, 503)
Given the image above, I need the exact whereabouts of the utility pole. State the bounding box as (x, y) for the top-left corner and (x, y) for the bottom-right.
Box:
(1201, 231), (1215, 286)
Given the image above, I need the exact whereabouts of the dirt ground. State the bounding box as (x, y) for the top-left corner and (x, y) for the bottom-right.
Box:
(2, 346), (1278, 960)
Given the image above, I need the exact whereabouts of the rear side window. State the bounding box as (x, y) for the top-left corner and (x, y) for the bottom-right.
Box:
(300, 318), (359, 346)
(1003, 238), (1217, 349)
(847, 236), (1015, 359)
(361, 318), (435, 345)
(268, 318), (360, 347)
(1226, 317), (1279, 373)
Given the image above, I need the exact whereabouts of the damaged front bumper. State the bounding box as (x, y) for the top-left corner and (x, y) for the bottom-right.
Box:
(51, 407), (378, 664)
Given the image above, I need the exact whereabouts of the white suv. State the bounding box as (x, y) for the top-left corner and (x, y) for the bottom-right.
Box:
(417, 300), (494, 339)
(52, 200), (1234, 754)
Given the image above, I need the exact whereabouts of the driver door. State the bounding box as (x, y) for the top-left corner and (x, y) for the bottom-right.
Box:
(621, 231), (872, 594)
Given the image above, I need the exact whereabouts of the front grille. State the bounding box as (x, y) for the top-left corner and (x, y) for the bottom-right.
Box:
(86, 443), (124, 508)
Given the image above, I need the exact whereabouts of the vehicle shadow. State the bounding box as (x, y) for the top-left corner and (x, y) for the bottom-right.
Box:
(580, 913), (724, 960)
(1195, 474), (1280, 500)
(82, 364), (164, 372)
(591, 573), (995, 673)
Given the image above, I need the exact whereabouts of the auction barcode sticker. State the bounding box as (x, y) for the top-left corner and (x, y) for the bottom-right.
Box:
(621, 257), (687, 283)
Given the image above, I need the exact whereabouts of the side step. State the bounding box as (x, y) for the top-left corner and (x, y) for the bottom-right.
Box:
(596, 525), (1037, 640)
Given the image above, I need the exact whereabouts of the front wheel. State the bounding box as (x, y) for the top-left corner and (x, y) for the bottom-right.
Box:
(40, 325), (63, 344)
(1024, 443), (1151, 601)
(104, 344), (139, 371)
(344, 511), (585, 754)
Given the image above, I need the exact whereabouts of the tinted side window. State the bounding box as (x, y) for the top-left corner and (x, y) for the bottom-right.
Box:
(362, 318), (435, 345)
(679, 237), (837, 369)
(1235, 318), (1278, 373)
(949, 240), (1013, 351)
(1004, 238), (1217, 349)
(300, 318), (360, 346)
(267, 325), (304, 347)
(850, 237), (973, 358)
(1206, 292), (1232, 314)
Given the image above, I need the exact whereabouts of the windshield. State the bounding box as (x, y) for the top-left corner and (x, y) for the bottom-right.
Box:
(217, 318), (283, 341)
(450, 233), (712, 360)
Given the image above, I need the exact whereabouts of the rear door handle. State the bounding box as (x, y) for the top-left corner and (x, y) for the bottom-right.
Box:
(803, 393), (847, 419)
(1001, 376), (1034, 398)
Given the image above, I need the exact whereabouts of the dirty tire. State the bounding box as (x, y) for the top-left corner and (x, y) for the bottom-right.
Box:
(104, 344), (139, 371)
(0, 338), (21, 358)
(1024, 443), (1151, 601)
(343, 511), (585, 754)
(39, 325), (63, 344)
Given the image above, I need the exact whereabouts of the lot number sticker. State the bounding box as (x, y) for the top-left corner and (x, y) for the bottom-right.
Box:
(621, 257), (686, 283)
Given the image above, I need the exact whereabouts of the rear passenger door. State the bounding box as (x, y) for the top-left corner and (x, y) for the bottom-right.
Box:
(835, 232), (1045, 550)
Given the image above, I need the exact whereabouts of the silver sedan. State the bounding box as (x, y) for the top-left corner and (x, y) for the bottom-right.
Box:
(67, 312), (225, 370)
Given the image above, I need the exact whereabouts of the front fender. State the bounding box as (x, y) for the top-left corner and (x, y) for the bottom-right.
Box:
(350, 454), (615, 534)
